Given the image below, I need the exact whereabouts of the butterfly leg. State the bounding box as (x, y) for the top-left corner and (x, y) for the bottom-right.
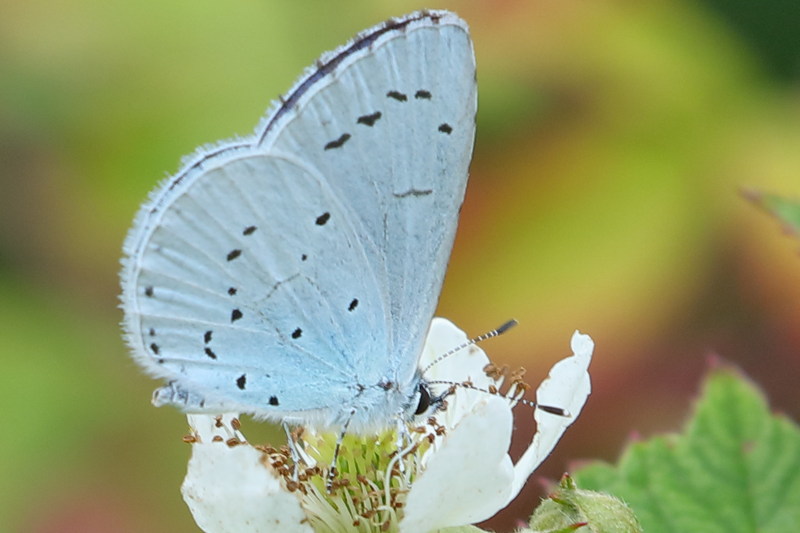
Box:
(326, 407), (356, 493)
(394, 416), (411, 474)
(282, 421), (305, 482)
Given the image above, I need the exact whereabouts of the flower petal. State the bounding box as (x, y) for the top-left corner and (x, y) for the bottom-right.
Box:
(402, 397), (515, 532)
(508, 331), (594, 501)
(182, 414), (312, 533)
(420, 318), (495, 426)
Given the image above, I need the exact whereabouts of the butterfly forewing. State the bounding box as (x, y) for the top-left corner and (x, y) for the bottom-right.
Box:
(261, 18), (476, 385)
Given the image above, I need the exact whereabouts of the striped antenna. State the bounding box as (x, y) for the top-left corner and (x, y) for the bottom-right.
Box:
(422, 319), (569, 417)
(425, 379), (570, 417)
(421, 319), (518, 375)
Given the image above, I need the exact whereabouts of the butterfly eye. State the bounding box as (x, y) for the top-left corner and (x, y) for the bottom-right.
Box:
(414, 383), (432, 415)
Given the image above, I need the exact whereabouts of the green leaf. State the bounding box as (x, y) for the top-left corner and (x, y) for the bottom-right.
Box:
(574, 368), (800, 532)
(744, 189), (800, 238)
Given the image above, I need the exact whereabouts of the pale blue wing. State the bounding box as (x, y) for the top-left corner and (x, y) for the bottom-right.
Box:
(120, 10), (476, 427)
(259, 14), (476, 387)
(126, 154), (388, 416)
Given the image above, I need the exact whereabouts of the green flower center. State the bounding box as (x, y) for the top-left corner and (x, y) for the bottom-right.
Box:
(258, 421), (441, 532)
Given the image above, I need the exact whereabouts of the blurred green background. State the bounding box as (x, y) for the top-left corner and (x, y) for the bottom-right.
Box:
(2, 0), (799, 531)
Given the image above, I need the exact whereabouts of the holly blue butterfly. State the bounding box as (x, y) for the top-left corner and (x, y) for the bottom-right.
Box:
(120, 10), (476, 434)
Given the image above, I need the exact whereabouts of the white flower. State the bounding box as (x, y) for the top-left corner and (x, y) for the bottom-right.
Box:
(181, 413), (313, 533)
(180, 318), (594, 532)
(402, 319), (593, 531)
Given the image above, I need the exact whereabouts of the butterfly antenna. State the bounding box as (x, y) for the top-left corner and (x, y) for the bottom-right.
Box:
(421, 319), (518, 375)
(422, 319), (569, 417)
(426, 379), (570, 417)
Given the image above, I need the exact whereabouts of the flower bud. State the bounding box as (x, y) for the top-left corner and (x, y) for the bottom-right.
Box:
(527, 474), (642, 533)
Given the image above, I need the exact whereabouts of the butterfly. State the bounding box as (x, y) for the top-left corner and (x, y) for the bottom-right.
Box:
(120, 10), (476, 435)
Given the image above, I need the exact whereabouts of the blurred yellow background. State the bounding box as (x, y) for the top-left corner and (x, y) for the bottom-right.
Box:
(2, 0), (799, 531)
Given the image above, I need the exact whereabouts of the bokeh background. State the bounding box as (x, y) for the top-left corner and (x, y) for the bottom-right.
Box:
(2, 0), (799, 531)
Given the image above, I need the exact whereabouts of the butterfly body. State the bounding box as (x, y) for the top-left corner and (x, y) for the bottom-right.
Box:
(120, 10), (476, 433)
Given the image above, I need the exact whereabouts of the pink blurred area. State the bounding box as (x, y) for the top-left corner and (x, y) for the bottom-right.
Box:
(2, 0), (799, 531)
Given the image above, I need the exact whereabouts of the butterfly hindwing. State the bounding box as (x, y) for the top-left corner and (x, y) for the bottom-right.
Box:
(128, 153), (387, 416)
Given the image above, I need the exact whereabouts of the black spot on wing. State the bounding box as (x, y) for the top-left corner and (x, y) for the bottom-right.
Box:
(348, 298), (358, 311)
(393, 188), (433, 198)
(204, 330), (212, 344)
(242, 225), (257, 235)
(144, 286), (154, 297)
(231, 309), (243, 322)
(227, 249), (242, 261)
(292, 328), (302, 339)
(315, 212), (330, 226)
(228, 287), (237, 296)
(301, 254), (308, 261)
(148, 328), (156, 336)
(415, 90), (432, 99)
(269, 396), (279, 406)
(357, 111), (382, 126)
(387, 90), (407, 101)
(438, 123), (453, 134)
(205, 347), (217, 360)
(150, 343), (160, 355)
(324, 133), (351, 150)
(236, 374), (246, 390)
